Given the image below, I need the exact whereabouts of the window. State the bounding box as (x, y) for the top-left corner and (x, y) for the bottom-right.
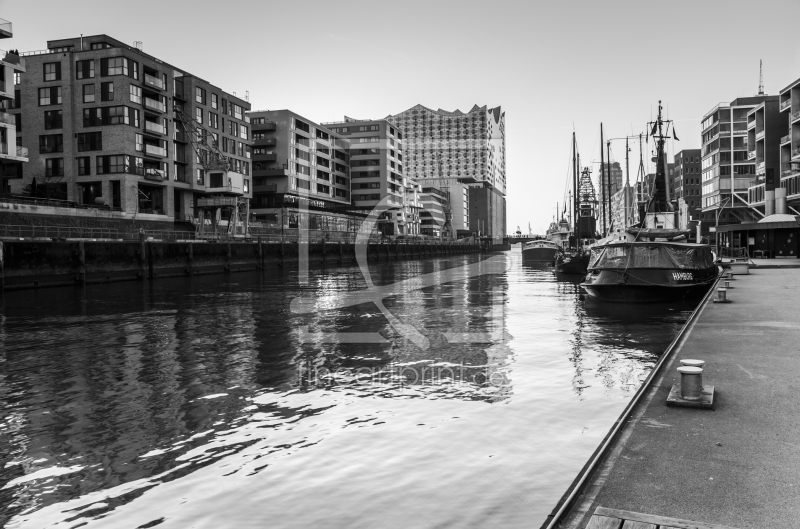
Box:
(38, 86), (62, 106)
(90, 42), (112, 50)
(209, 112), (218, 129)
(101, 57), (138, 79)
(317, 183), (330, 194)
(196, 169), (204, 185)
(44, 110), (63, 130)
(211, 93), (218, 109)
(77, 132), (102, 151)
(76, 59), (94, 79)
(43, 62), (61, 82)
(135, 133), (143, 152)
(101, 82), (114, 101)
(97, 155), (127, 174)
(104, 57), (127, 76)
(78, 157), (91, 176)
(233, 104), (242, 120)
(83, 84), (95, 103)
(296, 178), (311, 190)
(243, 179), (249, 193)
(39, 134), (63, 153)
(369, 125), (379, 131)
(195, 107), (202, 124)
(129, 84), (142, 104)
(82, 106), (139, 127)
(240, 125), (248, 140)
(45, 158), (64, 177)
(195, 87), (206, 105)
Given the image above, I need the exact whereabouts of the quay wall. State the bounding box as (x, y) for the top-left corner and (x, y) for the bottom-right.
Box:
(0, 239), (489, 290)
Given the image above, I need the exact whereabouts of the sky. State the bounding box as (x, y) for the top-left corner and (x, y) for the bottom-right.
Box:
(3, 0), (800, 234)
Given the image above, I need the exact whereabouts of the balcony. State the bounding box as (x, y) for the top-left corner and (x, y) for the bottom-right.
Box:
(254, 136), (276, 146)
(0, 110), (14, 127)
(793, 110), (800, 122)
(747, 150), (756, 159)
(143, 97), (166, 113)
(144, 74), (165, 91)
(793, 147), (800, 159)
(747, 120), (756, 129)
(781, 99), (792, 111)
(17, 145), (27, 157)
(756, 130), (765, 141)
(144, 144), (166, 157)
(256, 152), (277, 161)
(253, 183), (278, 193)
(782, 163), (800, 177)
(756, 161), (765, 174)
(144, 120), (165, 135)
(143, 168), (166, 181)
(252, 120), (277, 131)
(0, 18), (12, 38)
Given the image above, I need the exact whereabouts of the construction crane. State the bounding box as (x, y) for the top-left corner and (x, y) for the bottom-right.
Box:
(173, 105), (250, 240)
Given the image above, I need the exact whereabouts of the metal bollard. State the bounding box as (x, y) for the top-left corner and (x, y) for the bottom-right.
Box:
(724, 279), (734, 289)
(713, 287), (731, 303)
(680, 359), (705, 368)
(725, 269), (735, 280)
(677, 366), (703, 400)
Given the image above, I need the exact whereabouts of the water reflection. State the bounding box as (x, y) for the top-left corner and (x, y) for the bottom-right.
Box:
(0, 251), (693, 529)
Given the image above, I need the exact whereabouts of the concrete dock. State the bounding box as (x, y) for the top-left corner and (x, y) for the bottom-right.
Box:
(562, 267), (800, 529)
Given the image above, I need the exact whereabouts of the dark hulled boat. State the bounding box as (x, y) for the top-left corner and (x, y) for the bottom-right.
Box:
(581, 241), (717, 302)
(580, 101), (718, 302)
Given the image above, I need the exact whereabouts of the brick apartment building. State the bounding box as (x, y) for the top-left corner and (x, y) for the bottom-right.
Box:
(7, 34), (251, 223)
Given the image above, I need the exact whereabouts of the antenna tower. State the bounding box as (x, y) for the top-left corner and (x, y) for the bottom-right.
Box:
(758, 59), (764, 95)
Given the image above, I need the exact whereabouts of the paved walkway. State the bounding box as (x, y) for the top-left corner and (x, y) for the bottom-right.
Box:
(567, 267), (800, 529)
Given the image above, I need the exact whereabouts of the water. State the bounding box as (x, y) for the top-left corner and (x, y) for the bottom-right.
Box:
(0, 248), (695, 528)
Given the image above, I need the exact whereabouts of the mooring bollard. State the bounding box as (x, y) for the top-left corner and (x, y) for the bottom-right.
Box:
(724, 279), (734, 289)
(677, 366), (704, 400)
(713, 287), (731, 303)
(725, 269), (735, 280)
(680, 359), (706, 368)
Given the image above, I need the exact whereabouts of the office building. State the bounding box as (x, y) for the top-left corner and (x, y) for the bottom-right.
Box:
(419, 186), (448, 237)
(7, 35), (252, 223)
(324, 117), (407, 235)
(700, 96), (776, 228)
(0, 18), (29, 192)
(386, 104), (506, 242)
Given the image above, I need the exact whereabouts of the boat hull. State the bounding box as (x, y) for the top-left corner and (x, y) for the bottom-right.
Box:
(555, 253), (590, 274)
(581, 267), (718, 303)
(522, 247), (559, 262)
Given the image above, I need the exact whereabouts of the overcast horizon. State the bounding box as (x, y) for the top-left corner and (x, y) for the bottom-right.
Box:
(3, 0), (799, 234)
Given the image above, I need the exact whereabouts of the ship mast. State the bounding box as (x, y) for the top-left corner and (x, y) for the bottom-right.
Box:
(572, 132), (578, 247)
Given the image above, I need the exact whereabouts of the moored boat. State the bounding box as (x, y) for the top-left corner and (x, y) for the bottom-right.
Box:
(580, 101), (719, 302)
(581, 241), (718, 302)
(522, 239), (560, 262)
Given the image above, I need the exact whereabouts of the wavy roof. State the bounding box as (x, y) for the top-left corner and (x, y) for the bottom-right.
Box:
(388, 103), (504, 123)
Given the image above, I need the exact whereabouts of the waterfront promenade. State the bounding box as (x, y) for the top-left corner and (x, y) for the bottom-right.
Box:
(564, 267), (800, 529)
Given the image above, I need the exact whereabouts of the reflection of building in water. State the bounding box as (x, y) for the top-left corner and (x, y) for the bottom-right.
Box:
(2, 291), (261, 511)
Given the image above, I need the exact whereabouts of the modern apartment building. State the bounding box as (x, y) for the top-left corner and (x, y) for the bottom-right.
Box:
(0, 18), (29, 191)
(386, 104), (507, 242)
(700, 96), (775, 228)
(7, 34), (251, 222)
(778, 76), (800, 211)
(323, 118), (406, 235)
(420, 186), (448, 237)
(248, 110), (352, 223)
(597, 161), (623, 207)
(672, 149), (702, 220)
